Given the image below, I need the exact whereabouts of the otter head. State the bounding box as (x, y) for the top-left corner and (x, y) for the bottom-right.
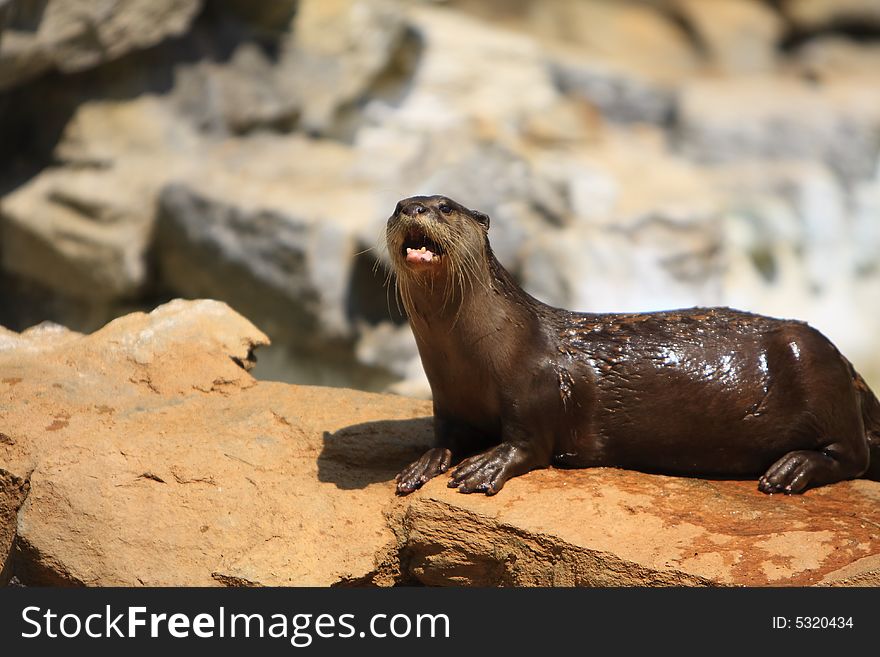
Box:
(386, 195), (491, 317)
(386, 195), (489, 273)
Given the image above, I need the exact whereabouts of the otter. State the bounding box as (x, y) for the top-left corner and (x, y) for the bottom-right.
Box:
(386, 195), (880, 496)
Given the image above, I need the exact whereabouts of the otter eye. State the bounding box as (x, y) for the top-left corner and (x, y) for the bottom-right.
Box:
(439, 203), (452, 215)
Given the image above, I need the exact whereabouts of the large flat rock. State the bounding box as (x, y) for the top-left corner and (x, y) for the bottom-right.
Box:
(1, 300), (878, 586)
(402, 470), (880, 586)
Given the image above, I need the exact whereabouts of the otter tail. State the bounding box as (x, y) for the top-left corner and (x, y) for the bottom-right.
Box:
(855, 371), (880, 481)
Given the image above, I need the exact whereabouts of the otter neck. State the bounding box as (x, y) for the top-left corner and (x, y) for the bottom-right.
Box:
(401, 249), (539, 337)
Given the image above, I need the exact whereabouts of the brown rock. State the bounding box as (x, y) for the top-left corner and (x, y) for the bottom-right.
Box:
(0, 469), (28, 584)
(548, 47), (677, 124)
(0, 0), (202, 90)
(0, 96), (197, 301)
(452, 0), (700, 80)
(401, 471), (880, 586)
(674, 0), (785, 74)
(677, 76), (880, 183)
(154, 133), (377, 341)
(794, 37), (880, 81)
(520, 130), (724, 314)
(279, 0), (409, 135)
(1, 300), (878, 586)
(378, 5), (560, 135)
(172, 41), (299, 135)
(782, 0), (880, 31)
(1, 163), (161, 301)
(0, 299), (432, 586)
(447, 0), (697, 124)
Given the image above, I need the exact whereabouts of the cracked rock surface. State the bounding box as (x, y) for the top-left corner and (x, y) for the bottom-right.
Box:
(1, 300), (878, 586)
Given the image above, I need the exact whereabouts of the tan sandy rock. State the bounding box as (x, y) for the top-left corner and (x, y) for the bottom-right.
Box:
(1, 300), (878, 586)
(0, 299), (432, 585)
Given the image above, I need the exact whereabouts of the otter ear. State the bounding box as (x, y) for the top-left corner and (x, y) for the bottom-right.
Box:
(472, 211), (490, 230)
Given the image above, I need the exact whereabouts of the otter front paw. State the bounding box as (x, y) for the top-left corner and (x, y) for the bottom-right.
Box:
(447, 443), (530, 495)
(395, 447), (452, 494)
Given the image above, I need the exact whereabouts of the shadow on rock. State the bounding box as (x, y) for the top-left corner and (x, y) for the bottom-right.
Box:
(318, 417), (433, 490)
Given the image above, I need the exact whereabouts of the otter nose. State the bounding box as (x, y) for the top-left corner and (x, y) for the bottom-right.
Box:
(402, 202), (428, 217)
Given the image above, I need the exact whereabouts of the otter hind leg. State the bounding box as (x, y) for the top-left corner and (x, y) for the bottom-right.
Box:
(758, 442), (869, 494)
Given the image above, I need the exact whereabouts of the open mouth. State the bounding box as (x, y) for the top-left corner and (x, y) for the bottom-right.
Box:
(401, 229), (445, 266)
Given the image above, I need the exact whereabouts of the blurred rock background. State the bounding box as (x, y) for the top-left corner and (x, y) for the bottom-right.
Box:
(1, 0), (878, 397)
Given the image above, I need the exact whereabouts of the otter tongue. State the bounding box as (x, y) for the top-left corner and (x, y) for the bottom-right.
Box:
(406, 247), (437, 263)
